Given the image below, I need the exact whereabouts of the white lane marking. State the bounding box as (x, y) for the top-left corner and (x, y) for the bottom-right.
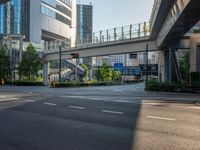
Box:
(0, 98), (20, 103)
(0, 96), (7, 98)
(24, 100), (35, 103)
(147, 115), (176, 121)
(144, 103), (161, 105)
(12, 98), (20, 100)
(115, 100), (130, 103)
(28, 92), (33, 94)
(60, 96), (134, 103)
(2, 98), (20, 100)
(101, 110), (124, 115)
(43, 102), (57, 106)
(68, 106), (86, 110)
(187, 106), (200, 110)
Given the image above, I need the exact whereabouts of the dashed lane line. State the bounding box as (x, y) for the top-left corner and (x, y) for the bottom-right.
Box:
(187, 106), (200, 110)
(0, 96), (7, 98)
(101, 110), (124, 115)
(147, 115), (176, 121)
(24, 100), (35, 103)
(59, 96), (135, 103)
(68, 106), (86, 110)
(43, 102), (57, 106)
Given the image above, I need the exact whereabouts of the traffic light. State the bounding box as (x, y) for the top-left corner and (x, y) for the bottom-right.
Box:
(70, 53), (79, 58)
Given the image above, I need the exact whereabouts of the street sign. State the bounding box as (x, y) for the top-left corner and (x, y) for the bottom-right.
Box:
(114, 63), (123, 71)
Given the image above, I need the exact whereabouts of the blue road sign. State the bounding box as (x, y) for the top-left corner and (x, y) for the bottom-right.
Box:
(114, 63), (123, 71)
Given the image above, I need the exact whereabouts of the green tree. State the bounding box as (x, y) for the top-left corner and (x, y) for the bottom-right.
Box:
(179, 52), (190, 83)
(97, 62), (120, 81)
(111, 69), (121, 81)
(18, 44), (41, 80)
(99, 62), (109, 81)
(0, 46), (10, 80)
(80, 64), (89, 80)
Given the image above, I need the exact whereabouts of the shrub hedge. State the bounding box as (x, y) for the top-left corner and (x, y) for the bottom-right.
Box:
(5, 80), (43, 86)
(146, 80), (200, 94)
(52, 81), (122, 88)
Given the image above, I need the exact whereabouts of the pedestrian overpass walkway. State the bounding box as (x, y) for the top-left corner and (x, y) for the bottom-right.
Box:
(44, 0), (200, 61)
(45, 22), (157, 61)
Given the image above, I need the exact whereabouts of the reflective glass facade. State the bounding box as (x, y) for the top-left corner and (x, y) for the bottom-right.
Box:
(76, 4), (93, 45)
(0, 0), (74, 50)
(0, 0), (29, 40)
(41, 0), (72, 26)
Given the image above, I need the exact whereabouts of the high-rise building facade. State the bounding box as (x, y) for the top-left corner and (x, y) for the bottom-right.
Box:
(0, 0), (76, 51)
(76, 4), (93, 65)
(76, 4), (92, 46)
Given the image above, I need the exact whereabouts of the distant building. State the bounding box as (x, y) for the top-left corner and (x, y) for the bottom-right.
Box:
(0, 0), (76, 51)
(76, 4), (93, 79)
(76, 4), (93, 46)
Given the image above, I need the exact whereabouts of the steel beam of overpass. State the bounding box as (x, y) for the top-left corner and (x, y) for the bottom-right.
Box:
(156, 0), (200, 49)
(44, 38), (156, 61)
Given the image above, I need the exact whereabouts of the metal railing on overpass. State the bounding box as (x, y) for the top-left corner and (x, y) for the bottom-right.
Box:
(73, 22), (151, 49)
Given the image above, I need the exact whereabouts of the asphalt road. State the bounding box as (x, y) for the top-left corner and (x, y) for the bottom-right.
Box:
(0, 83), (200, 150)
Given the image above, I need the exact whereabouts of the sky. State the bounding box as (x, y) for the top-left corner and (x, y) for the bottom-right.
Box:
(77, 0), (154, 32)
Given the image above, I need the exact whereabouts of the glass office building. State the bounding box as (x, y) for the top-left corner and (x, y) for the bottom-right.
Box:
(0, 0), (75, 51)
(0, 0), (29, 40)
(76, 4), (93, 76)
(76, 4), (93, 46)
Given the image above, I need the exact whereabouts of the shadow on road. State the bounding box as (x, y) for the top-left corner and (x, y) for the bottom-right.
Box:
(0, 95), (142, 150)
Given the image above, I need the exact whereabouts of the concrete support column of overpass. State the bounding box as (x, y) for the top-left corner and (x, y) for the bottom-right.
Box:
(159, 49), (173, 83)
(160, 48), (181, 83)
(158, 50), (172, 82)
(43, 61), (49, 85)
(190, 34), (200, 73)
(158, 51), (165, 82)
(168, 48), (172, 82)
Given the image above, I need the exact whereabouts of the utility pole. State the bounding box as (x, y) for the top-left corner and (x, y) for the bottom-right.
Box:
(59, 45), (62, 84)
